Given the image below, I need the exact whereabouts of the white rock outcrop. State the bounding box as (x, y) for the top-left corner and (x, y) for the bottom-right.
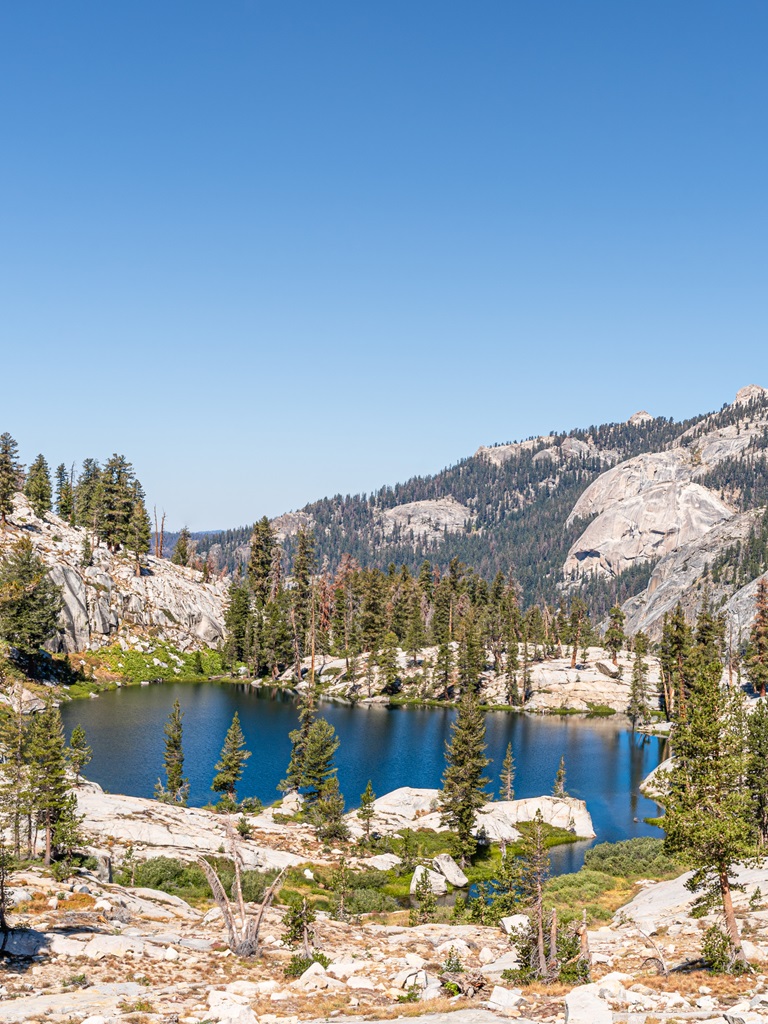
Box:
(565, 480), (733, 579)
(2, 495), (226, 652)
(432, 853), (468, 887)
(410, 865), (448, 896)
(377, 497), (471, 541)
(477, 796), (595, 840)
(344, 787), (595, 840)
(564, 386), (768, 587)
(513, 646), (661, 714)
(75, 780), (303, 871)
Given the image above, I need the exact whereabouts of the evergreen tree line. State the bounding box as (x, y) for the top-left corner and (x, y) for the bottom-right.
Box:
(0, 432), (151, 574)
(222, 519), (647, 699)
(657, 584), (768, 720)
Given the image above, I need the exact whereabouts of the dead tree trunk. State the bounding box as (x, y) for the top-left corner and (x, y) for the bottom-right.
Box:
(197, 822), (285, 957)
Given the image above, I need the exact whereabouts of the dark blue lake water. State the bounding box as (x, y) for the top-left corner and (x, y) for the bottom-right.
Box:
(61, 682), (667, 874)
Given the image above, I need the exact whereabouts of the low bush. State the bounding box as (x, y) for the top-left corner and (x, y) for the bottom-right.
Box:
(113, 855), (277, 905)
(284, 952), (331, 977)
(583, 837), (682, 880)
(345, 888), (398, 915)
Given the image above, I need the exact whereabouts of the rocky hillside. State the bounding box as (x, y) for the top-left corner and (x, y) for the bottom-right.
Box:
(1, 494), (227, 653)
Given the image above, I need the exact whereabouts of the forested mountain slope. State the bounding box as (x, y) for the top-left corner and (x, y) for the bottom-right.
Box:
(193, 385), (768, 634)
(198, 407), (712, 609)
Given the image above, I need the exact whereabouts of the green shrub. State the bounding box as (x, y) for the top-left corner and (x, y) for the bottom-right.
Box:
(284, 952), (331, 977)
(346, 888), (398, 915)
(701, 925), (749, 974)
(113, 855), (276, 904)
(583, 837), (682, 880)
(442, 946), (464, 973)
(502, 918), (590, 985)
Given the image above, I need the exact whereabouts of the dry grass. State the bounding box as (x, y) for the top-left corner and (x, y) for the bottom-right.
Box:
(513, 980), (579, 997)
(61, 892), (96, 911)
(637, 970), (754, 1000)
(292, 993), (362, 1018)
(361, 996), (474, 1019)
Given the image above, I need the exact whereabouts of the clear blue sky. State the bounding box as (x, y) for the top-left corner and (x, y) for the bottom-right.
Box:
(1, 1), (766, 529)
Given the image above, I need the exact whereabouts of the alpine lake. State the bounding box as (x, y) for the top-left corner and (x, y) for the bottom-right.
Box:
(61, 680), (667, 876)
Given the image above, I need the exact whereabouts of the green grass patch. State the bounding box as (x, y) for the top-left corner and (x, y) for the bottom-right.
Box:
(542, 838), (687, 926)
(113, 855), (279, 907)
(80, 643), (228, 686)
(586, 704), (617, 717)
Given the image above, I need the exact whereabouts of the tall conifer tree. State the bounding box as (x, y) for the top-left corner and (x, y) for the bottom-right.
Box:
(440, 689), (489, 865)
(156, 700), (188, 804)
(24, 455), (52, 518)
(212, 713), (251, 804)
(746, 579), (768, 697)
(0, 433), (21, 525)
(663, 618), (754, 965)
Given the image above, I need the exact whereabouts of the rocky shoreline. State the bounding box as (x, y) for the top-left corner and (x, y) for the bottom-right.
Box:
(3, 780), (768, 1024)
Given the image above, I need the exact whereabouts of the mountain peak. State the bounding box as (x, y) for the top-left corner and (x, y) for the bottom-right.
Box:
(734, 384), (768, 406)
(628, 410), (654, 425)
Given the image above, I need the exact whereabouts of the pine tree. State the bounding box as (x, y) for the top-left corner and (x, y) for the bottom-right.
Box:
(0, 842), (11, 934)
(377, 631), (400, 692)
(54, 463), (74, 521)
(0, 535), (62, 662)
(67, 724), (92, 786)
(26, 705), (71, 865)
(291, 527), (316, 661)
(0, 433), (21, 525)
(99, 453), (135, 551)
(172, 526), (191, 566)
(52, 792), (83, 863)
(627, 631), (651, 727)
(604, 606), (626, 666)
(409, 868), (437, 925)
(434, 640), (455, 695)
(487, 841), (523, 921)
(519, 809), (551, 977)
(568, 596), (588, 669)
(156, 700), (188, 804)
(660, 603), (693, 720)
(404, 588), (425, 665)
(746, 579), (768, 697)
(748, 699), (768, 847)
(212, 713), (251, 804)
(300, 718), (340, 803)
(24, 455), (52, 518)
(357, 780), (376, 840)
(499, 742), (515, 801)
(260, 586), (293, 679)
(249, 517), (276, 605)
(74, 458), (101, 530)
(80, 532), (93, 568)
(359, 568), (387, 652)
(224, 569), (251, 666)
(552, 755), (567, 797)
(663, 644), (754, 965)
(457, 610), (484, 693)
(440, 689), (490, 865)
(279, 679), (319, 793)
(0, 686), (31, 857)
(312, 776), (349, 842)
(127, 480), (151, 575)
